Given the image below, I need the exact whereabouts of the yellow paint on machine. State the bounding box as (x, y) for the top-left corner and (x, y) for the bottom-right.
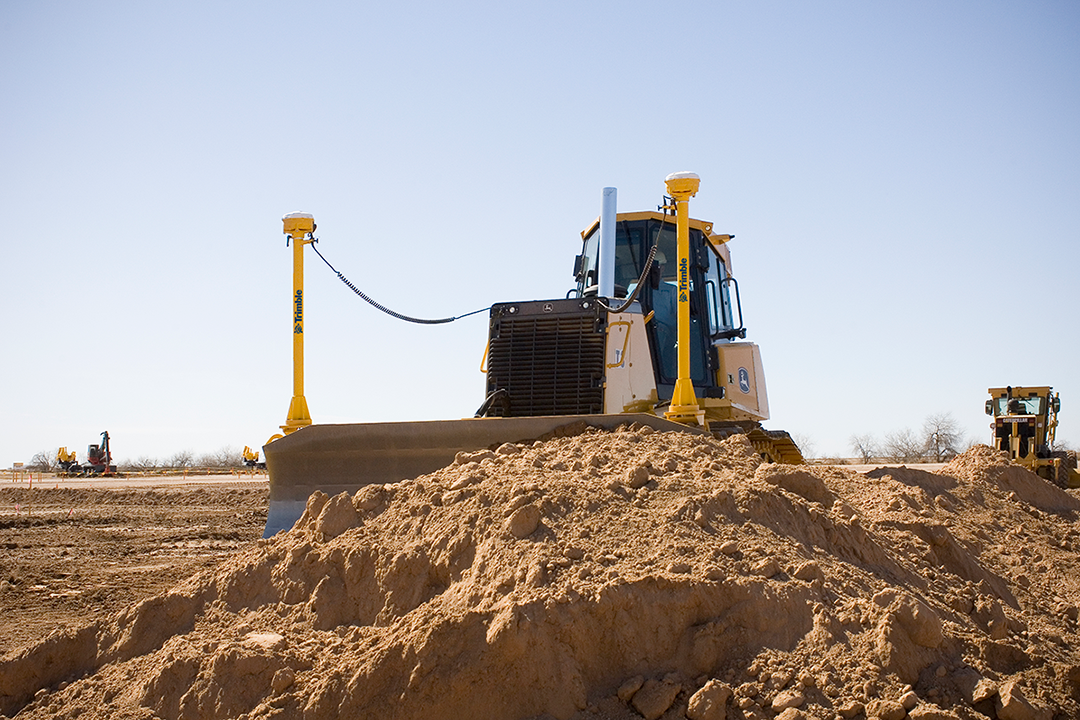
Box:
(281, 212), (316, 435)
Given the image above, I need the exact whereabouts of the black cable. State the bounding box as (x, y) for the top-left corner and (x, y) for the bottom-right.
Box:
(598, 241), (658, 314)
(310, 242), (489, 325)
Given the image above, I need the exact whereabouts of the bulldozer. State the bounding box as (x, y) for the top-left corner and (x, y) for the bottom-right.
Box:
(986, 386), (1079, 487)
(263, 174), (802, 535)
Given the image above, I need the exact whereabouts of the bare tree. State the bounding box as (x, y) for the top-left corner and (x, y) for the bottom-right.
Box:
(921, 412), (965, 462)
(166, 450), (195, 469)
(881, 428), (925, 463)
(197, 446), (243, 469)
(849, 433), (878, 463)
(125, 456), (160, 472)
(791, 433), (816, 461)
(28, 448), (59, 472)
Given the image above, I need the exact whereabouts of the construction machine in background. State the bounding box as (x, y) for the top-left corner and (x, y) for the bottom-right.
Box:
(263, 174), (803, 536)
(242, 446), (266, 470)
(56, 431), (117, 477)
(56, 447), (79, 474)
(986, 386), (1079, 487)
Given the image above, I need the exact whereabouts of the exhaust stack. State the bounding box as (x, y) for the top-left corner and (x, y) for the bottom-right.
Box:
(598, 187), (617, 298)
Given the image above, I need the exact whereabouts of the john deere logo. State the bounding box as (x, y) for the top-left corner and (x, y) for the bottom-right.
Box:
(543, 303), (553, 313)
(738, 367), (751, 394)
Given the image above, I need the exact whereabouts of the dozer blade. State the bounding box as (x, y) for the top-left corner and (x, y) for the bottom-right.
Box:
(262, 413), (705, 536)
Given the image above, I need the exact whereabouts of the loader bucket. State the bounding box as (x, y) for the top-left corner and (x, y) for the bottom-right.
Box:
(262, 413), (704, 536)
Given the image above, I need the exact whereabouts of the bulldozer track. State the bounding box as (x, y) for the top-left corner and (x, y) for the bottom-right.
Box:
(709, 423), (804, 465)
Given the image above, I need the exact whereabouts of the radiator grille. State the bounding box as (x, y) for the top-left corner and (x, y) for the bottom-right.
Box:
(485, 299), (606, 417)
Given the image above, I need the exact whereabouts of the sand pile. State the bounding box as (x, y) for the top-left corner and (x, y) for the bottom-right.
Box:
(2, 425), (1079, 720)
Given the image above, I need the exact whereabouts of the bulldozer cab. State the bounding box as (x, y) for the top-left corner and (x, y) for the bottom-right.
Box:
(574, 212), (743, 399)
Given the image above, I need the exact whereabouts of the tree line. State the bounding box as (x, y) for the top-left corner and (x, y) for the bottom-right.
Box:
(849, 412), (968, 463)
(25, 446), (247, 472)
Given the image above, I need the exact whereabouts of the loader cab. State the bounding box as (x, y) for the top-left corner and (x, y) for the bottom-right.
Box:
(573, 212), (744, 399)
(987, 395), (1044, 417)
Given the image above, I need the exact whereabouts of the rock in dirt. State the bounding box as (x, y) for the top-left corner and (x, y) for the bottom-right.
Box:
(505, 503), (541, 538)
(775, 709), (807, 720)
(867, 698), (907, 720)
(751, 558), (780, 578)
(838, 700), (866, 718)
(617, 675), (644, 702)
(907, 707), (962, 720)
(630, 676), (682, 720)
(954, 667), (997, 705)
(625, 464), (650, 489)
(686, 679), (732, 720)
(793, 560), (824, 582)
(771, 688), (805, 712)
(314, 493), (358, 538)
(996, 679), (1036, 720)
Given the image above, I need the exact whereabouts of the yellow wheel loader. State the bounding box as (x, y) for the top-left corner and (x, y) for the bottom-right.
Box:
(263, 174), (802, 535)
(56, 447), (79, 476)
(242, 446), (266, 470)
(986, 386), (1079, 488)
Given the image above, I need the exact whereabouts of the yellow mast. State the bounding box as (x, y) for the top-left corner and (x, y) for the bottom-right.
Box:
(662, 172), (706, 428)
(281, 212), (315, 434)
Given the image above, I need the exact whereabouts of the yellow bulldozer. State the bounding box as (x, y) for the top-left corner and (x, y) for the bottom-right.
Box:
(986, 386), (1079, 487)
(263, 173), (802, 535)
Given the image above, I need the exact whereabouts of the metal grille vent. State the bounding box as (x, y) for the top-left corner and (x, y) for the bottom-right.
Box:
(485, 300), (606, 417)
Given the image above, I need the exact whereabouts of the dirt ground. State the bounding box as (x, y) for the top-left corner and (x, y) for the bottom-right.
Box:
(0, 479), (267, 654)
(2, 432), (1079, 720)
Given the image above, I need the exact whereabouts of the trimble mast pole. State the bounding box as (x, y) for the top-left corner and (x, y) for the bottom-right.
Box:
(662, 172), (706, 428)
(281, 212), (315, 434)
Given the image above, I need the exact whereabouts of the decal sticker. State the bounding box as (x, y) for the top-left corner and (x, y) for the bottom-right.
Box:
(294, 289), (303, 333)
(738, 367), (751, 394)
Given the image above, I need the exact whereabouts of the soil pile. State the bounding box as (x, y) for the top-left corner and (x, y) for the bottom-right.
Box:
(2, 426), (1079, 720)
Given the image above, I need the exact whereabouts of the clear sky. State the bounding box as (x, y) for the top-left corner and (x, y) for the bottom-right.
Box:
(3, 1), (1078, 466)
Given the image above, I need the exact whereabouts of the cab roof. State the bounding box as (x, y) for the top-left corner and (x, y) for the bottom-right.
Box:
(987, 386), (1054, 397)
(579, 211), (732, 249)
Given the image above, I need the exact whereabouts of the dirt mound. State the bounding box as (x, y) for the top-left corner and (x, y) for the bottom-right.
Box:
(2, 428), (1079, 719)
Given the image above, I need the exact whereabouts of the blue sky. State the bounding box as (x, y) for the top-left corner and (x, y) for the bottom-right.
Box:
(3, 1), (1078, 465)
